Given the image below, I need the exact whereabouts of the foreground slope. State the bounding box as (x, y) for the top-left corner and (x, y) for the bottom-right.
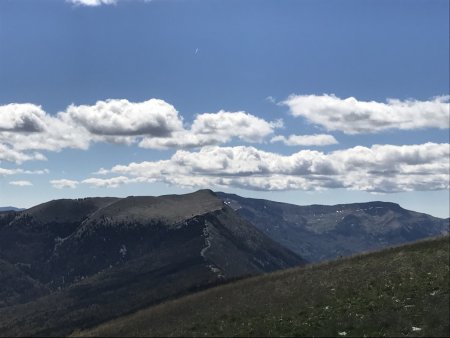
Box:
(76, 236), (450, 337)
(217, 192), (449, 262)
(0, 190), (303, 336)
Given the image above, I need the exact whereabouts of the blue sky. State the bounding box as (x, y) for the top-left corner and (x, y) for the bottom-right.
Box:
(0, 0), (449, 217)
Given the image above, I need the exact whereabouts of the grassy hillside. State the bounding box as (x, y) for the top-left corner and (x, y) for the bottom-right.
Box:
(75, 236), (449, 337)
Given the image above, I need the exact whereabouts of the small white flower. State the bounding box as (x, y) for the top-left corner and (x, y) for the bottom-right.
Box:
(119, 244), (127, 257)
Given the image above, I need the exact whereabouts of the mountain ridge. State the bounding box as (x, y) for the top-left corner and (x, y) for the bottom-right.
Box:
(0, 190), (304, 336)
(216, 191), (449, 262)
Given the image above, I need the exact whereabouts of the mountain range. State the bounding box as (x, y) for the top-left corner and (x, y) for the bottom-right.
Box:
(0, 190), (448, 336)
(0, 190), (301, 336)
(217, 192), (449, 262)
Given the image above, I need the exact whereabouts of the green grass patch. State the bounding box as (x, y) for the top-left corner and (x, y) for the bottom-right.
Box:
(76, 236), (450, 337)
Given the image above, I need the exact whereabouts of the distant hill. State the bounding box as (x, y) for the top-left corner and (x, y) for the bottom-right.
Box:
(0, 206), (24, 212)
(0, 190), (303, 336)
(216, 192), (449, 262)
(74, 235), (450, 337)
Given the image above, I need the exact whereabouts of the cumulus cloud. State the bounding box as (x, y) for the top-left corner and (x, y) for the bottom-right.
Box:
(0, 103), (69, 163)
(0, 102), (91, 164)
(0, 168), (17, 176)
(0, 144), (47, 164)
(88, 142), (449, 193)
(0, 98), (281, 163)
(50, 179), (79, 189)
(65, 98), (183, 137)
(283, 94), (450, 134)
(68, 0), (155, 6)
(139, 111), (280, 149)
(271, 134), (338, 146)
(0, 168), (48, 176)
(68, 0), (117, 6)
(93, 168), (110, 175)
(2, 119), (90, 153)
(82, 176), (145, 188)
(9, 180), (33, 187)
(1, 99), (184, 164)
(191, 111), (278, 142)
(0, 104), (48, 132)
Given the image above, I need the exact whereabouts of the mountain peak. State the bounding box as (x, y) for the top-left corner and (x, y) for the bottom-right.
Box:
(86, 189), (223, 226)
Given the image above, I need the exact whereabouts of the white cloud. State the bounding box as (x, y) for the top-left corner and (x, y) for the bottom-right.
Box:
(283, 94), (450, 134)
(271, 134), (338, 146)
(0, 168), (48, 176)
(0, 168), (21, 176)
(2, 124), (89, 153)
(92, 142), (449, 193)
(0, 144), (47, 164)
(68, 0), (117, 6)
(0, 103), (91, 163)
(139, 111), (280, 149)
(65, 98), (183, 137)
(68, 0), (156, 6)
(93, 168), (110, 175)
(191, 111), (276, 143)
(9, 180), (33, 187)
(0, 104), (47, 132)
(82, 176), (144, 188)
(265, 96), (276, 104)
(50, 179), (79, 189)
(0, 98), (185, 164)
(0, 99), (280, 164)
(25, 169), (49, 175)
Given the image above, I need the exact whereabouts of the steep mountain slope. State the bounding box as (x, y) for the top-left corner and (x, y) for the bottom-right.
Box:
(217, 192), (449, 262)
(75, 235), (450, 338)
(0, 197), (120, 284)
(0, 190), (303, 336)
(0, 258), (49, 308)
